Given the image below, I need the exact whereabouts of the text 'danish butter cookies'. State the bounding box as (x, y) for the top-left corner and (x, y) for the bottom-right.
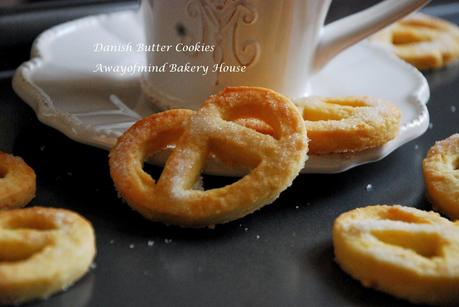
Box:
(110, 87), (308, 228)
(0, 152), (36, 210)
(0, 207), (96, 305)
(371, 13), (459, 69)
(423, 134), (459, 219)
(295, 96), (400, 154)
(333, 205), (459, 306)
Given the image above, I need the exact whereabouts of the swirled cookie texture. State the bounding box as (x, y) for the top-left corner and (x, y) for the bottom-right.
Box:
(0, 152), (36, 209)
(423, 134), (459, 219)
(333, 205), (459, 305)
(0, 207), (96, 305)
(372, 13), (459, 69)
(109, 87), (308, 227)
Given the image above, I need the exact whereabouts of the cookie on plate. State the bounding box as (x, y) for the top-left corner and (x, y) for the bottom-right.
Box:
(295, 96), (400, 154)
(371, 13), (459, 69)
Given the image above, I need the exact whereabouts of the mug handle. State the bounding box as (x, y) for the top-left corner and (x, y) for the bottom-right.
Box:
(313, 0), (430, 72)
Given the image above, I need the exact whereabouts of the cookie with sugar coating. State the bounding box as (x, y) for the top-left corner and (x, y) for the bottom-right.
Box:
(0, 207), (96, 305)
(295, 96), (400, 154)
(0, 152), (36, 209)
(371, 13), (459, 69)
(333, 205), (459, 306)
(109, 87), (308, 227)
(423, 133), (459, 219)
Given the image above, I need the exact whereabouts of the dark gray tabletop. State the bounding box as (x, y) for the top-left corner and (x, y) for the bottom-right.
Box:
(1, 1), (458, 307)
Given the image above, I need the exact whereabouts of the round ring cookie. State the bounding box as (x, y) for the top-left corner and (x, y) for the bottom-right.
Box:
(295, 96), (400, 154)
(371, 13), (459, 69)
(0, 207), (96, 305)
(423, 134), (459, 219)
(110, 87), (308, 228)
(0, 152), (36, 209)
(333, 205), (459, 305)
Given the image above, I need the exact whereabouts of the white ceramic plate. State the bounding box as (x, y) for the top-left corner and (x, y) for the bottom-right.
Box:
(12, 10), (430, 174)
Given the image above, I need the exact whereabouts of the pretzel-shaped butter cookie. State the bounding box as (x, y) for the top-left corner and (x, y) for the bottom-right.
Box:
(423, 134), (459, 219)
(295, 96), (400, 154)
(0, 152), (36, 209)
(372, 13), (459, 69)
(0, 207), (96, 305)
(109, 87), (308, 227)
(333, 205), (459, 305)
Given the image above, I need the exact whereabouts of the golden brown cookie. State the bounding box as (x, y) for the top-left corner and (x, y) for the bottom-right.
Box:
(371, 13), (459, 69)
(295, 96), (400, 154)
(109, 87), (308, 228)
(333, 205), (459, 305)
(0, 152), (36, 209)
(423, 133), (459, 219)
(0, 207), (96, 305)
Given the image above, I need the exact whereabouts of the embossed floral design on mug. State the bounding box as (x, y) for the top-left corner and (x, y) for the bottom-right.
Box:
(141, 0), (429, 110)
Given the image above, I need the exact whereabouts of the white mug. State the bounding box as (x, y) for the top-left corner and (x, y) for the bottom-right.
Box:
(140, 0), (429, 110)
